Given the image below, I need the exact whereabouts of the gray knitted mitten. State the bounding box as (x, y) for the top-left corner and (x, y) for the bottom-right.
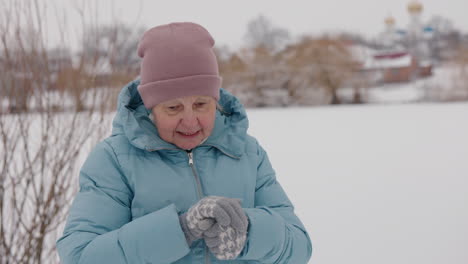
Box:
(187, 196), (248, 231)
(179, 214), (214, 246)
(180, 196), (248, 247)
(200, 197), (249, 260)
(204, 222), (248, 260)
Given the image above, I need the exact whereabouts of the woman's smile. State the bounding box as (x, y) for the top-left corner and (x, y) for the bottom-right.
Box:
(177, 130), (200, 138)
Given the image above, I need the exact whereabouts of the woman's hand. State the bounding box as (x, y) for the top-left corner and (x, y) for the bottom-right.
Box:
(203, 222), (247, 260)
(179, 213), (215, 246)
(179, 196), (248, 250)
(194, 196), (248, 260)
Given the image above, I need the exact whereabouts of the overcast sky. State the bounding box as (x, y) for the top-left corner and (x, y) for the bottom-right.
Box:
(50, 0), (467, 50)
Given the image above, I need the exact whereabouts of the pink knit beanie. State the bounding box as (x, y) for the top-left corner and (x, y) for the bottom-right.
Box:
(137, 22), (222, 109)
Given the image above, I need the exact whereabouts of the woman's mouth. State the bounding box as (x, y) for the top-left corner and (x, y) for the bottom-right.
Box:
(177, 131), (200, 138)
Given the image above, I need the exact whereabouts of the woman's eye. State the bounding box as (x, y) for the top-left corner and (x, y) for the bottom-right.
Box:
(167, 106), (180, 111)
(195, 102), (206, 107)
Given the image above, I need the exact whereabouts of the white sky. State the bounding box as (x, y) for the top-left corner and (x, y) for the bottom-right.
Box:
(47, 0), (468, 50)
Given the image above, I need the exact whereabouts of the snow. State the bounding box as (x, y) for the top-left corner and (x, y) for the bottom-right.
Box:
(339, 81), (426, 104)
(338, 64), (468, 104)
(246, 102), (468, 264)
(3, 92), (468, 263)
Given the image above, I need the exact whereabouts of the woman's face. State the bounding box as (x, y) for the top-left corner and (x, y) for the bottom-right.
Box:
(152, 95), (217, 150)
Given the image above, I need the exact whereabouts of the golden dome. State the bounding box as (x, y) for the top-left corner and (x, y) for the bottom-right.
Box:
(385, 16), (395, 25)
(408, 1), (423, 14)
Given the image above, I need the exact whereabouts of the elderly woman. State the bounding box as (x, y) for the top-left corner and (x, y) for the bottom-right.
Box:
(57, 22), (312, 263)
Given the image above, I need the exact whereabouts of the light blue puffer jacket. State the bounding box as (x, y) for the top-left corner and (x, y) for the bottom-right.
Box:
(56, 79), (312, 263)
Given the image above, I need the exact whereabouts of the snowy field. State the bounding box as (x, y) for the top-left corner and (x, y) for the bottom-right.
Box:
(246, 102), (468, 264)
(4, 100), (467, 263)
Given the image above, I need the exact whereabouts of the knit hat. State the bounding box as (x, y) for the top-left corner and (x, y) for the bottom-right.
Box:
(137, 22), (222, 109)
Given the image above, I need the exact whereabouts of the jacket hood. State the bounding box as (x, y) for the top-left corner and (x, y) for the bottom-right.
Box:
(111, 79), (248, 157)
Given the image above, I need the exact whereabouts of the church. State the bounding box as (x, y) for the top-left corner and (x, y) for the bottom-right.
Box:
(361, 1), (434, 83)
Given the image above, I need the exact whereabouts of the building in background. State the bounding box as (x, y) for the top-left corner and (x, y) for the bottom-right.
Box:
(362, 1), (434, 84)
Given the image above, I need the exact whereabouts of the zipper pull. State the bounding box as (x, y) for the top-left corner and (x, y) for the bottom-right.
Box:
(187, 151), (194, 165)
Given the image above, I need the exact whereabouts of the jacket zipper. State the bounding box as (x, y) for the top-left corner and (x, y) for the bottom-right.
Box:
(187, 151), (204, 200)
(187, 150), (211, 264)
(149, 146), (236, 264)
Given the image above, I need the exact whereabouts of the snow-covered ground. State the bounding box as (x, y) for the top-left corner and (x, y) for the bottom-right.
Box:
(338, 64), (468, 104)
(3, 98), (467, 263)
(246, 102), (468, 264)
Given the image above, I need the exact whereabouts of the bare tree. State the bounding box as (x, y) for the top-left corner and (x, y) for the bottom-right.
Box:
(282, 36), (359, 104)
(230, 45), (291, 107)
(219, 33), (361, 107)
(0, 0), (140, 263)
(244, 15), (290, 53)
(82, 22), (144, 74)
(422, 44), (468, 102)
(450, 44), (468, 101)
(427, 15), (461, 62)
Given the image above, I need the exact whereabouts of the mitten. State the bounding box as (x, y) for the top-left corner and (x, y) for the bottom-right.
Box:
(201, 197), (249, 260)
(179, 213), (214, 246)
(180, 196), (248, 247)
(187, 196), (248, 231)
(204, 222), (248, 260)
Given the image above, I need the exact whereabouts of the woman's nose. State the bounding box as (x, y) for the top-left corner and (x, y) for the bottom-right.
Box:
(180, 110), (198, 127)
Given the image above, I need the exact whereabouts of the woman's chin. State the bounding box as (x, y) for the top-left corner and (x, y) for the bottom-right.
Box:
(174, 139), (201, 150)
